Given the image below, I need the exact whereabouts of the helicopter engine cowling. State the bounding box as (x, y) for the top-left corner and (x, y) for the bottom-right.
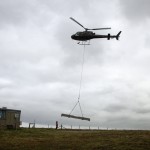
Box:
(107, 34), (110, 40)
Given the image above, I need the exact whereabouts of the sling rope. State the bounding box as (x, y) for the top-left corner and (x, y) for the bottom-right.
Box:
(69, 44), (86, 117)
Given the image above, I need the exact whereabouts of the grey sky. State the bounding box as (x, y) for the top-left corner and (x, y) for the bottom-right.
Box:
(0, 0), (150, 129)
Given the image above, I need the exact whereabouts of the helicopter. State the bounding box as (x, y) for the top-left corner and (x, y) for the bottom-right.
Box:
(70, 17), (121, 45)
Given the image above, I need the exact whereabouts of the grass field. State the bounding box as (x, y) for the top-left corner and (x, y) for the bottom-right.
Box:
(0, 128), (150, 150)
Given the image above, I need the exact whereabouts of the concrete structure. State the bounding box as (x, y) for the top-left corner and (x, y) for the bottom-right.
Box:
(61, 113), (90, 121)
(0, 107), (21, 129)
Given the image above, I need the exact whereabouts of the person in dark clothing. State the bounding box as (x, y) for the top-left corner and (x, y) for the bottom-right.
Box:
(56, 121), (58, 129)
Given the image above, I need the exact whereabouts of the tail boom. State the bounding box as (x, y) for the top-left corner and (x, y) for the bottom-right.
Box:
(94, 31), (122, 40)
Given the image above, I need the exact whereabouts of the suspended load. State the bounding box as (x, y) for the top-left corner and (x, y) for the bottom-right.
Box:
(61, 113), (90, 121)
(61, 99), (90, 122)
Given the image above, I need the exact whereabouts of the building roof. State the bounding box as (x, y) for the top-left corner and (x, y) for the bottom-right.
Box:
(0, 107), (21, 112)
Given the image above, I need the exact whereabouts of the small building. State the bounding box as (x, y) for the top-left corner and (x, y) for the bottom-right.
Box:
(0, 107), (21, 129)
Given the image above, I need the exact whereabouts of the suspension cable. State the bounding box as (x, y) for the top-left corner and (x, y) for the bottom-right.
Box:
(78, 101), (83, 117)
(69, 100), (79, 115)
(69, 44), (86, 117)
(78, 44), (86, 100)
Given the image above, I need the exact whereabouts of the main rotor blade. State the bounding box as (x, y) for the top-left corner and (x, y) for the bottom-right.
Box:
(89, 28), (111, 30)
(70, 17), (86, 30)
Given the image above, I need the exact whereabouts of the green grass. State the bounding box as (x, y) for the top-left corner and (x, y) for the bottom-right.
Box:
(0, 128), (150, 150)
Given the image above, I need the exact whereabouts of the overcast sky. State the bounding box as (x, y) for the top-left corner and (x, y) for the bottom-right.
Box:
(1, 0), (150, 129)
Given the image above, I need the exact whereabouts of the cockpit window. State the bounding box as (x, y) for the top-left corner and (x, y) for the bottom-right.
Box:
(75, 32), (80, 36)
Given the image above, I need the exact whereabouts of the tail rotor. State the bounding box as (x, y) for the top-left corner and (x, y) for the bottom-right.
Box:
(116, 31), (122, 40)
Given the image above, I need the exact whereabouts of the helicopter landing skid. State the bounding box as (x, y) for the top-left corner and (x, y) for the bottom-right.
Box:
(77, 40), (90, 45)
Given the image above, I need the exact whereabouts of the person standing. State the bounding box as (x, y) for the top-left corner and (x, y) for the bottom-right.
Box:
(56, 121), (58, 129)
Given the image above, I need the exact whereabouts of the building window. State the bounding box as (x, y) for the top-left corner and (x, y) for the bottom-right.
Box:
(0, 110), (6, 119)
(15, 113), (20, 120)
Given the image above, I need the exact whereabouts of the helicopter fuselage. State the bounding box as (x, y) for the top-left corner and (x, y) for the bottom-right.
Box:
(71, 31), (95, 41)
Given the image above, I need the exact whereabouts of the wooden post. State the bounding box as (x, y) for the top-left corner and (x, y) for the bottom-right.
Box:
(33, 120), (35, 128)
